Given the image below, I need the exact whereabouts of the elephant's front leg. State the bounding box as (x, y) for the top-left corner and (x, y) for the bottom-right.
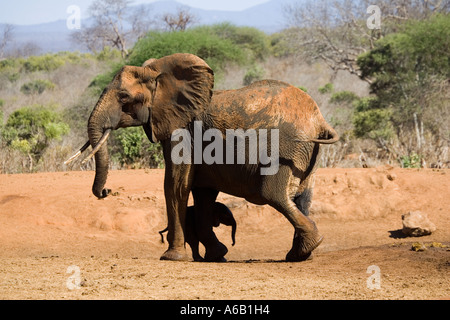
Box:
(159, 142), (194, 261)
(192, 188), (228, 262)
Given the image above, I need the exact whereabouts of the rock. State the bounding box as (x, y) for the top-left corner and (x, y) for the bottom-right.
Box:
(402, 211), (436, 237)
(411, 242), (427, 252)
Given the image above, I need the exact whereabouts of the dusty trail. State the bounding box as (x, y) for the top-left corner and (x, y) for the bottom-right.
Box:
(0, 167), (449, 299)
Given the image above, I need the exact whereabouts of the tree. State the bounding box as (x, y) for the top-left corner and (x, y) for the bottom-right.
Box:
(0, 24), (14, 59)
(284, 0), (449, 82)
(355, 14), (450, 164)
(160, 7), (197, 31)
(71, 0), (153, 58)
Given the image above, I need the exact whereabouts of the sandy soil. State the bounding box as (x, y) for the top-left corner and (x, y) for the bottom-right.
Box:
(0, 167), (448, 300)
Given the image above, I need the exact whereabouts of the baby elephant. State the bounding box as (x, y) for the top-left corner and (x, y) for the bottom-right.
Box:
(159, 202), (237, 261)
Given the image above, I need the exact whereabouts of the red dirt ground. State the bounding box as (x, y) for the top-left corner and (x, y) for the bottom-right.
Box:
(0, 167), (449, 299)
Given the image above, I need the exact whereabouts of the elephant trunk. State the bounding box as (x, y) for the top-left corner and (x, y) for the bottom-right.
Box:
(89, 127), (110, 199)
(87, 90), (120, 199)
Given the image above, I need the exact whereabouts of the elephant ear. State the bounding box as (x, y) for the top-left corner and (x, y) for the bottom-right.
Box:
(144, 53), (214, 141)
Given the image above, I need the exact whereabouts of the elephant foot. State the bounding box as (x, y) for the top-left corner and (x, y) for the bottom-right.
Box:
(204, 242), (228, 262)
(193, 257), (205, 262)
(285, 228), (323, 262)
(160, 248), (190, 261)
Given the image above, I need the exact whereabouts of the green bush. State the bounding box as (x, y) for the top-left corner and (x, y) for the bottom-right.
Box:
(400, 153), (422, 168)
(269, 29), (297, 58)
(2, 105), (70, 165)
(0, 58), (22, 72)
(110, 127), (164, 168)
(318, 83), (334, 94)
(352, 98), (394, 141)
(22, 54), (66, 72)
(329, 91), (359, 104)
(243, 64), (265, 86)
(20, 79), (55, 95)
(96, 46), (122, 61)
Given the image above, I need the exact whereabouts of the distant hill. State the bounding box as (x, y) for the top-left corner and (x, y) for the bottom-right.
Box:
(2, 0), (301, 55)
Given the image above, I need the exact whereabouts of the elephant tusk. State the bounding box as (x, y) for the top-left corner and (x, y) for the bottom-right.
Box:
(64, 141), (91, 165)
(81, 129), (112, 166)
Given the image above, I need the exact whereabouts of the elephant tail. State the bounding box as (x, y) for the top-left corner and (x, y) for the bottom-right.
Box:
(296, 124), (339, 145)
(159, 227), (168, 243)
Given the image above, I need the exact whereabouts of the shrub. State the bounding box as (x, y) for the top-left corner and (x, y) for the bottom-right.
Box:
(329, 91), (359, 104)
(110, 127), (164, 168)
(20, 79), (55, 95)
(96, 46), (122, 61)
(352, 98), (394, 141)
(318, 83), (334, 94)
(22, 54), (66, 72)
(400, 153), (422, 168)
(2, 105), (70, 170)
(243, 64), (265, 86)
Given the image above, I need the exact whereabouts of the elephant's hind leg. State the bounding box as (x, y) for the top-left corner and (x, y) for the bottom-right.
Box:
(264, 167), (323, 261)
(293, 174), (315, 217)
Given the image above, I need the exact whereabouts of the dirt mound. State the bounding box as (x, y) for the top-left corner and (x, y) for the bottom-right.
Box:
(0, 167), (449, 299)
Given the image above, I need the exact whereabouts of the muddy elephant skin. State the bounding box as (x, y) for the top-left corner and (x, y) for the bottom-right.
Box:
(81, 53), (339, 262)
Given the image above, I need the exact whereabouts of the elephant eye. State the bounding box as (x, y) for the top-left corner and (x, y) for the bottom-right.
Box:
(118, 91), (131, 103)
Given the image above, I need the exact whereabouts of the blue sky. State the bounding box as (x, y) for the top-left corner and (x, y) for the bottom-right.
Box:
(0, 0), (270, 25)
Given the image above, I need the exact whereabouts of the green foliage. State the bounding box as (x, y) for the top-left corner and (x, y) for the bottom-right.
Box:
(2, 105), (70, 161)
(0, 52), (97, 75)
(7, 72), (20, 82)
(111, 127), (164, 168)
(96, 46), (122, 61)
(243, 64), (265, 86)
(20, 79), (55, 95)
(352, 98), (394, 141)
(196, 23), (270, 61)
(114, 127), (144, 165)
(400, 153), (422, 168)
(357, 14), (449, 121)
(22, 54), (66, 72)
(0, 58), (22, 72)
(297, 86), (308, 93)
(318, 83), (334, 94)
(329, 91), (359, 104)
(269, 29), (297, 58)
(127, 28), (246, 72)
(356, 14), (450, 154)
(91, 24), (270, 93)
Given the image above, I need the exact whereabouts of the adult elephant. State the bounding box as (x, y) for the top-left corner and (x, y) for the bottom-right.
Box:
(69, 53), (339, 262)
